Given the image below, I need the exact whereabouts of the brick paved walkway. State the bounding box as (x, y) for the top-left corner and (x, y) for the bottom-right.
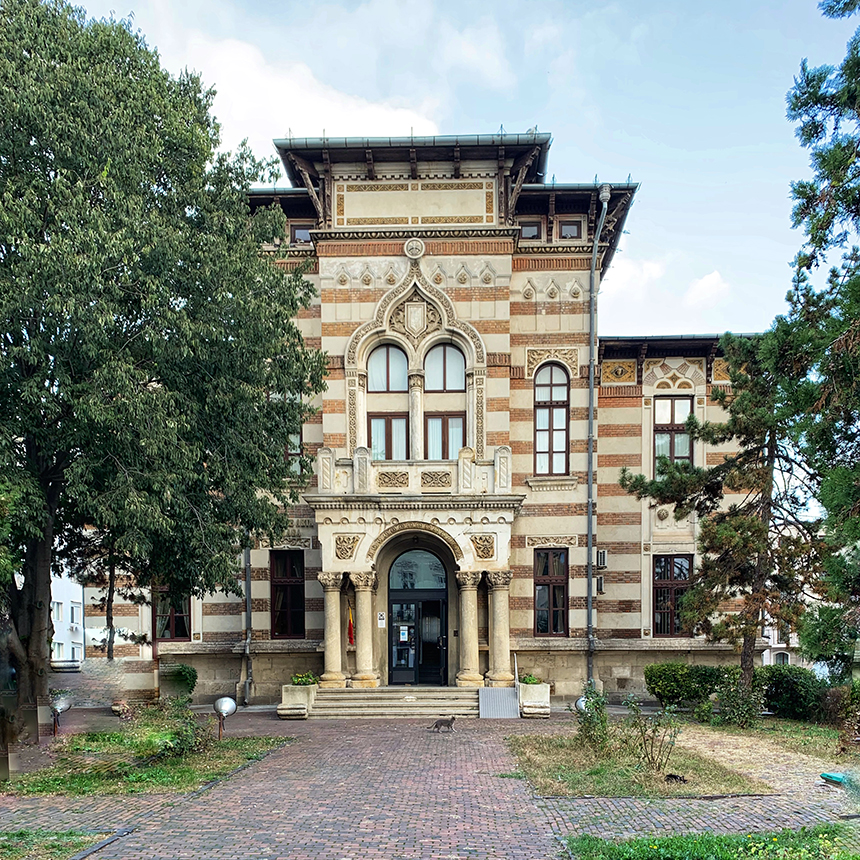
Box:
(1, 713), (857, 859)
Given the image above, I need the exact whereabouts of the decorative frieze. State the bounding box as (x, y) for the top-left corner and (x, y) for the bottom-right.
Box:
(421, 470), (452, 488)
(470, 535), (495, 560)
(526, 347), (579, 379)
(526, 535), (579, 548)
(377, 471), (409, 488)
(334, 536), (361, 560)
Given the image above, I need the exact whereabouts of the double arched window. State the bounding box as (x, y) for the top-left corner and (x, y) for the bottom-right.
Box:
(424, 344), (465, 392)
(534, 363), (570, 475)
(368, 345), (408, 392)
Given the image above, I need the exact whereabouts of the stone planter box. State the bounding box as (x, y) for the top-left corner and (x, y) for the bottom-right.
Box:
(519, 682), (550, 719)
(277, 683), (318, 720)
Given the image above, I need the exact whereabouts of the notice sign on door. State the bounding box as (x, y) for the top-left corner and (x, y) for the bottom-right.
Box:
(399, 626), (408, 642)
(377, 612), (386, 628)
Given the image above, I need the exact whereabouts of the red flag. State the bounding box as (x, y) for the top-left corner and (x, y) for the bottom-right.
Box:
(348, 605), (354, 645)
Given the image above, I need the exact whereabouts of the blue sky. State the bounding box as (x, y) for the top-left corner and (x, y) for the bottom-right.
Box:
(78, 0), (855, 336)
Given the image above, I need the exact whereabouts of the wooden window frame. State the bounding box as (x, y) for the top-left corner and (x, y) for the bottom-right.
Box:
(368, 345), (409, 393)
(518, 220), (543, 241)
(424, 411), (466, 460)
(557, 218), (583, 241)
(534, 547), (568, 637)
(368, 412), (410, 461)
(271, 550), (305, 640)
(652, 554), (692, 638)
(152, 591), (192, 644)
(534, 363), (570, 476)
(424, 344), (466, 393)
(654, 395), (693, 475)
(289, 222), (314, 245)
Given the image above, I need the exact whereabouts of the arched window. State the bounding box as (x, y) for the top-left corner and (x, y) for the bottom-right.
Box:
(368, 345), (408, 392)
(424, 344), (465, 392)
(534, 363), (569, 475)
(775, 651), (789, 666)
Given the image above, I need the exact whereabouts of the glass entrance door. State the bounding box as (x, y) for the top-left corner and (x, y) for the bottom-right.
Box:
(388, 549), (448, 686)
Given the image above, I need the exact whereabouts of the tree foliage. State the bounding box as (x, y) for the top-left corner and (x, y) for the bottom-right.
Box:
(620, 334), (829, 688)
(0, 0), (326, 710)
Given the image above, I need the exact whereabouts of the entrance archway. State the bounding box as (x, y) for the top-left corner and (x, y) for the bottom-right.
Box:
(388, 549), (448, 686)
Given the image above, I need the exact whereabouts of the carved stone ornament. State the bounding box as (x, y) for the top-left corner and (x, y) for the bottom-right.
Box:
(456, 570), (483, 589)
(366, 520), (464, 561)
(657, 508), (670, 521)
(377, 471), (409, 488)
(486, 570), (513, 589)
(404, 237), (425, 259)
(349, 571), (378, 591)
(470, 535), (495, 560)
(405, 301), (427, 337)
(712, 358), (731, 382)
(526, 535), (579, 548)
(603, 360), (636, 384)
(335, 535), (361, 560)
(421, 470), (452, 488)
(527, 347), (579, 378)
(318, 572), (344, 590)
(389, 289), (442, 348)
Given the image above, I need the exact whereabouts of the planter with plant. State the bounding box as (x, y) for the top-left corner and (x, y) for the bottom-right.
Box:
(518, 673), (550, 718)
(278, 671), (320, 720)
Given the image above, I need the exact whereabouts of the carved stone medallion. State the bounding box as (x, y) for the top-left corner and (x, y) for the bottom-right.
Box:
(404, 237), (425, 259)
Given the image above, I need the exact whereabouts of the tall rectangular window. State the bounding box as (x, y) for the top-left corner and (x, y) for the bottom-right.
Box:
(654, 396), (693, 472)
(70, 603), (82, 625)
(425, 413), (465, 460)
(271, 551), (305, 639)
(51, 641), (63, 660)
(534, 548), (568, 636)
(153, 592), (191, 641)
(653, 554), (691, 637)
(369, 413), (408, 460)
(534, 364), (570, 475)
(50, 601), (62, 623)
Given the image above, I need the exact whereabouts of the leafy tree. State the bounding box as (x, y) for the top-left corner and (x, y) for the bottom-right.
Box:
(768, 0), (860, 672)
(620, 334), (829, 689)
(0, 1), (326, 716)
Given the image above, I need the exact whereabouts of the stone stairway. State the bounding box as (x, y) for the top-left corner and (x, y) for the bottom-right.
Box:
(308, 686), (480, 720)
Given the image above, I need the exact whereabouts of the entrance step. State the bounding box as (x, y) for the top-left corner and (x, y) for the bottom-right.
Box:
(309, 686), (480, 720)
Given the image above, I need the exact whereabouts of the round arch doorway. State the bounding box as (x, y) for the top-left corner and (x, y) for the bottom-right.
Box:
(388, 549), (448, 686)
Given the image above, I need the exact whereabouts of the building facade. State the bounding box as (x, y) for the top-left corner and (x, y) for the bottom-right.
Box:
(84, 133), (750, 704)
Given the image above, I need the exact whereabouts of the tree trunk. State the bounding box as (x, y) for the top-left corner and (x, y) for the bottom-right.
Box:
(106, 552), (116, 661)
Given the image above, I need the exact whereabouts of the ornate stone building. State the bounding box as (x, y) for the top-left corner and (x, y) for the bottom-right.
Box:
(83, 133), (743, 704)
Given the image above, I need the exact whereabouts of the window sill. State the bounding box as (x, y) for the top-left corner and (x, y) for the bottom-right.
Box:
(525, 475), (579, 492)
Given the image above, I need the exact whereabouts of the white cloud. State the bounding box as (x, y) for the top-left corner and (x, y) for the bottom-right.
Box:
(599, 254), (667, 298)
(683, 271), (731, 308)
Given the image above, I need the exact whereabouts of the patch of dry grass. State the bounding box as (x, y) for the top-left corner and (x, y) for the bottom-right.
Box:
(0, 830), (105, 860)
(506, 734), (770, 798)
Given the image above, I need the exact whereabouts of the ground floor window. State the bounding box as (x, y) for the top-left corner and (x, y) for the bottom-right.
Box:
(653, 554), (691, 636)
(154, 592), (191, 641)
(774, 651), (789, 666)
(534, 548), (568, 636)
(271, 550), (305, 638)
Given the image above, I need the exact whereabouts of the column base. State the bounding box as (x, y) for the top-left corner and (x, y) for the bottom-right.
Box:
(485, 673), (515, 687)
(456, 671), (485, 688)
(349, 677), (380, 689)
(318, 678), (347, 689)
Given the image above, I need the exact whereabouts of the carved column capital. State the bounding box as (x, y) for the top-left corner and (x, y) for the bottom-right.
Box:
(349, 571), (378, 592)
(317, 572), (344, 591)
(455, 570), (483, 590)
(408, 372), (424, 391)
(486, 570), (513, 590)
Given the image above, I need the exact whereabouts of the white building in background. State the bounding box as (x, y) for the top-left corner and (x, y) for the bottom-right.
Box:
(50, 572), (85, 670)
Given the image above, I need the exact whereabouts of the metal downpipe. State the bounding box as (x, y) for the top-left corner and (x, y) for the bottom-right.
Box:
(243, 544), (253, 706)
(586, 184), (612, 687)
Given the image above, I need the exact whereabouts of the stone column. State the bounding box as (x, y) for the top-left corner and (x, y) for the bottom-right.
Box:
(455, 570), (484, 687)
(486, 570), (515, 687)
(317, 572), (346, 688)
(349, 572), (379, 688)
(409, 372), (424, 460)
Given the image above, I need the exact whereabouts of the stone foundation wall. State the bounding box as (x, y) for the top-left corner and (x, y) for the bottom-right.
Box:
(249, 652), (325, 704)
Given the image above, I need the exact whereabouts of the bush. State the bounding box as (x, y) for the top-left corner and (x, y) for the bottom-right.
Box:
(620, 695), (681, 772)
(519, 673), (542, 685)
(819, 685), (850, 726)
(756, 664), (824, 721)
(574, 684), (610, 752)
(643, 663), (722, 706)
(714, 676), (764, 728)
(170, 664), (198, 695)
(692, 699), (714, 724)
(290, 671), (319, 686)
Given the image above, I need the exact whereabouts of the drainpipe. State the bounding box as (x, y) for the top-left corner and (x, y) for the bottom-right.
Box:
(243, 544), (253, 706)
(586, 183), (612, 687)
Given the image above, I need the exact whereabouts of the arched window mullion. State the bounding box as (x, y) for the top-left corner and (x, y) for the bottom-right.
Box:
(534, 363), (570, 476)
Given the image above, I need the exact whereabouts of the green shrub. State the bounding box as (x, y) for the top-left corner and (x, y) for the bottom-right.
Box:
(692, 698), (714, 724)
(519, 673), (542, 685)
(620, 695), (681, 772)
(171, 664), (198, 695)
(643, 662), (722, 706)
(714, 676), (764, 728)
(756, 664), (824, 721)
(574, 684), (611, 752)
(290, 671), (319, 686)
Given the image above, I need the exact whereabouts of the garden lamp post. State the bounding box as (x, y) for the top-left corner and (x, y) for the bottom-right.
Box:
(213, 697), (237, 740)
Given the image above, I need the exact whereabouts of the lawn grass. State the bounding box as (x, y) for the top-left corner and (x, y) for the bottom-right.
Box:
(506, 734), (769, 798)
(565, 825), (854, 859)
(695, 717), (854, 761)
(5, 735), (285, 796)
(0, 829), (105, 860)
